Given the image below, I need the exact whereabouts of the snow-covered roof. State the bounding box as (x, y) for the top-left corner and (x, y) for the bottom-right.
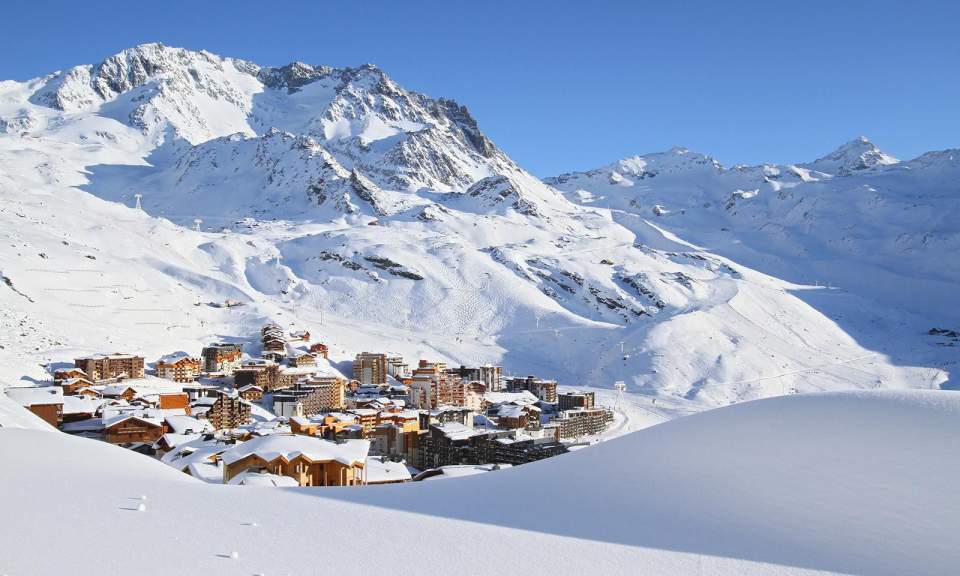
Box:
(156, 352), (197, 364)
(101, 384), (140, 396)
(433, 422), (482, 441)
(484, 391), (538, 406)
(156, 432), (202, 450)
(279, 366), (320, 376)
(497, 404), (528, 419)
(164, 415), (212, 435)
(228, 471), (299, 487)
(75, 353), (141, 360)
(416, 463), (510, 481)
(62, 395), (103, 415)
(364, 457), (412, 484)
(187, 461), (223, 483)
(5, 386), (64, 406)
(104, 412), (164, 429)
(220, 434), (369, 466)
(60, 418), (104, 433)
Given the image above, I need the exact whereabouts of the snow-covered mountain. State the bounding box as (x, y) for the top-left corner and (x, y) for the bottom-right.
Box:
(0, 43), (955, 409)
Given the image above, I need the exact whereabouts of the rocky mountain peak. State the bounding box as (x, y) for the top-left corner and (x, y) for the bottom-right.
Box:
(805, 136), (898, 176)
(257, 61), (334, 92)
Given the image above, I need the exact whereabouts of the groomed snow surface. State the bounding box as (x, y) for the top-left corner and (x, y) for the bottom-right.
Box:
(1, 390), (958, 576)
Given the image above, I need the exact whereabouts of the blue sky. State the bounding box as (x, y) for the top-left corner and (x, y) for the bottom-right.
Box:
(2, 0), (957, 175)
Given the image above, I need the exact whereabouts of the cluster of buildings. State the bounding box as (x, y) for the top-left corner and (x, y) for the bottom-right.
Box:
(7, 322), (614, 488)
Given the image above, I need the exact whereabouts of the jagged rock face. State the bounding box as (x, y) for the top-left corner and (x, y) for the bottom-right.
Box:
(159, 128), (392, 218)
(466, 175), (542, 216)
(257, 62), (334, 92)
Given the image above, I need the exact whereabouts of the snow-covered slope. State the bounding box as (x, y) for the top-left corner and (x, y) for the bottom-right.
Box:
(0, 43), (954, 408)
(1, 390), (957, 575)
(547, 142), (959, 394)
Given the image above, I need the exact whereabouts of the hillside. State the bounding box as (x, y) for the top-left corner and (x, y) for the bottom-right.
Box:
(1, 390), (957, 575)
(0, 43), (954, 407)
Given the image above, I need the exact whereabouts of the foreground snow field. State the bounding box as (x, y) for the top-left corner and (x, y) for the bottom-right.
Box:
(1, 390), (957, 576)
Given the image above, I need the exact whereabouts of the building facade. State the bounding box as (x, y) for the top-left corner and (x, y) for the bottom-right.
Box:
(555, 407), (613, 439)
(353, 352), (388, 385)
(155, 354), (201, 382)
(201, 343), (243, 374)
(558, 391), (596, 411)
(205, 394), (252, 430)
(456, 364), (503, 391)
(74, 354), (145, 381)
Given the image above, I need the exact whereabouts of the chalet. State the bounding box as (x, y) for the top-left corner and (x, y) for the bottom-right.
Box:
(103, 413), (167, 445)
(237, 384), (263, 402)
(262, 337), (287, 353)
(57, 377), (94, 395)
(155, 353), (202, 382)
(101, 385), (138, 402)
(61, 395), (103, 423)
(261, 350), (286, 363)
(220, 434), (370, 486)
(6, 386), (64, 427)
(308, 342), (329, 359)
(288, 352), (316, 367)
(289, 330), (310, 342)
(74, 353), (145, 381)
(53, 367), (88, 381)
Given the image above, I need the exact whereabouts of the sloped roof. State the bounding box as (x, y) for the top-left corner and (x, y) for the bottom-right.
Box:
(6, 386), (64, 406)
(228, 471), (299, 487)
(221, 434), (369, 466)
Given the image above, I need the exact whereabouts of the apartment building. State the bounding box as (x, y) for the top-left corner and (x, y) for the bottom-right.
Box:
(201, 343), (243, 374)
(74, 353), (145, 381)
(558, 391), (596, 411)
(353, 352), (388, 385)
(155, 353), (201, 383)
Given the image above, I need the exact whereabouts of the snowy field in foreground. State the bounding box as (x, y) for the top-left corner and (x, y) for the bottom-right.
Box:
(1, 390), (957, 576)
